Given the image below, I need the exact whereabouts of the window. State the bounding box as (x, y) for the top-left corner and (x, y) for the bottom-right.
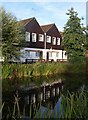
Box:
(25, 32), (30, 41)
(25, 50), (30, 57)
(39, 34), (44, 42)
(36, 52), (39, 57)
(49, 52), (52, 57)
(46, 36), (51, 43)
(56, 52), (59, 57)
(52, 37), (56, 45)
(64, 52), (67, 56)
(57, 38), (60, 45)
(32, 33), (36, 42)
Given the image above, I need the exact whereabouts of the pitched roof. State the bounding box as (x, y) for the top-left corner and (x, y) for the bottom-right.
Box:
(19, 17), (35, 26)
(41, 24), (54, 32)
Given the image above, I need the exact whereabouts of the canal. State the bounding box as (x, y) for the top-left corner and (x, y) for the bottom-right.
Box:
(2, 74), (88, 119)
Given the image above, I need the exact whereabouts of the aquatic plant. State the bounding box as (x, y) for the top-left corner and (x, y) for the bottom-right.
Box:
(2, 61), (87, 80)
(2, 90), (88, 119)
(60, 91), (88, 118)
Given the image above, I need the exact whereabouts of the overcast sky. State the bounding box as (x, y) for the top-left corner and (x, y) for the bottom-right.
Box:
(1, 1), (87, 31)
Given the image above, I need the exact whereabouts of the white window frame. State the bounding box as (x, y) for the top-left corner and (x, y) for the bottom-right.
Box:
(57, 38), (60, 45)
(56, 52), (59, 57)
(32, 33), (36, 42)
(49, 52), (52, 57)
(25, 32), (30, 41)
(36, 52), (39, 57)
(39, 34), (44, 42)
(52, 37), (56, 45)
(25, 50), (30, 57)
(46, 36), (51, 43)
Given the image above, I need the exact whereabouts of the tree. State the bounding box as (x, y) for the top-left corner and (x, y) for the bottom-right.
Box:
(62, 8), (87, 63)
(0, 7), (25, 62)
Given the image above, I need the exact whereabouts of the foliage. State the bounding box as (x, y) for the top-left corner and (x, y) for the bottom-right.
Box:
(2, 62), (68, 80)
(2, 62), (87, 80)
(32, 62), (67, 76)
(1, 7), (25, 62)
(0, 103), (4, 113)
(2, 92), (21, 120)
(2, 90), (88, 119)
(60, 90), (88, 118)
(35, 90), (88, 118)
(62, 8), (87, 63)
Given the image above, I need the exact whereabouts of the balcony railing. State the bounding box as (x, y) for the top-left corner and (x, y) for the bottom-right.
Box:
(25, 59), (67, 63)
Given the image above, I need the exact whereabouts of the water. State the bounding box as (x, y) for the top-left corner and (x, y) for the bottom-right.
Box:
(2, 74), (88, 119)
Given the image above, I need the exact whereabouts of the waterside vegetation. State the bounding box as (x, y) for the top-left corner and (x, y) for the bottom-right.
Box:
(2, 90), (88, 119)
(2, 61), (87, 80)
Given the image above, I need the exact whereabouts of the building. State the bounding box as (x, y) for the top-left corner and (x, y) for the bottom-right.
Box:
(19, 17), (67, 63)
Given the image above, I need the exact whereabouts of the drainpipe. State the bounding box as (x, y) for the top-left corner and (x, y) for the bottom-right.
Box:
(44, 33), (47, 61)
(44, 33), (46, 49)
(62, 51), (63, 61)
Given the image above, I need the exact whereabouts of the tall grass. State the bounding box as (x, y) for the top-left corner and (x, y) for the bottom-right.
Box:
(2, 63), (34, 79)
(2, 61), (87, 81)
(35, 90), (88, 118)
(32, 62), (68, 76)
(60, 91), (88, 118)
(2, 90), (88, 119)
(66, 62), (87, 74)
(2, 62), (68, 79)
(2, 91), (21, 120)
(34, 90), (88, 119)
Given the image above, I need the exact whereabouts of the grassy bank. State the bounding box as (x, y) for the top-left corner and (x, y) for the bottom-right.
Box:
(2, 62), (87, 80)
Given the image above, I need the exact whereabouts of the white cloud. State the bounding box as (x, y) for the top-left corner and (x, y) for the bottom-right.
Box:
(34, 3), (67, 20)
(2, 2), (86, 31)
(33, 2), (86, 30)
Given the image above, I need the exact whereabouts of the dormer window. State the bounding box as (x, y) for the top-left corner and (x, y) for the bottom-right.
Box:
(39, 34), (44, 42)
(52, 37), (56, 45)
(57, 38), (60, 45)
(32, 33), (36, 42)
(46, 36), (51, 43)
(25, 32), (30, 41)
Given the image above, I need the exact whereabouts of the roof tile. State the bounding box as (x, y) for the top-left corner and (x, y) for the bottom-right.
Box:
(41, 24), (54, 32)
(19, 17), (35, 26)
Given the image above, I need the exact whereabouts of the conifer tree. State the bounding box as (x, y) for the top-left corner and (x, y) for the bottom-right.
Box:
(62, 8), (86, 63)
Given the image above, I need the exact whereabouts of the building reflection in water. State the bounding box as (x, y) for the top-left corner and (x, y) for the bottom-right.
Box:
(19, 79), (63, 118)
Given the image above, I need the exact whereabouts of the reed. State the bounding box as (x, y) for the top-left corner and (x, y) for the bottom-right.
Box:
(2, 62), (67, 79)
(34, 90), (88, 118)
(2, 90), (88, 119)
(0, 103), (4, 113)
(2, 61), (87, 80)
(60, 91), (88, 118)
